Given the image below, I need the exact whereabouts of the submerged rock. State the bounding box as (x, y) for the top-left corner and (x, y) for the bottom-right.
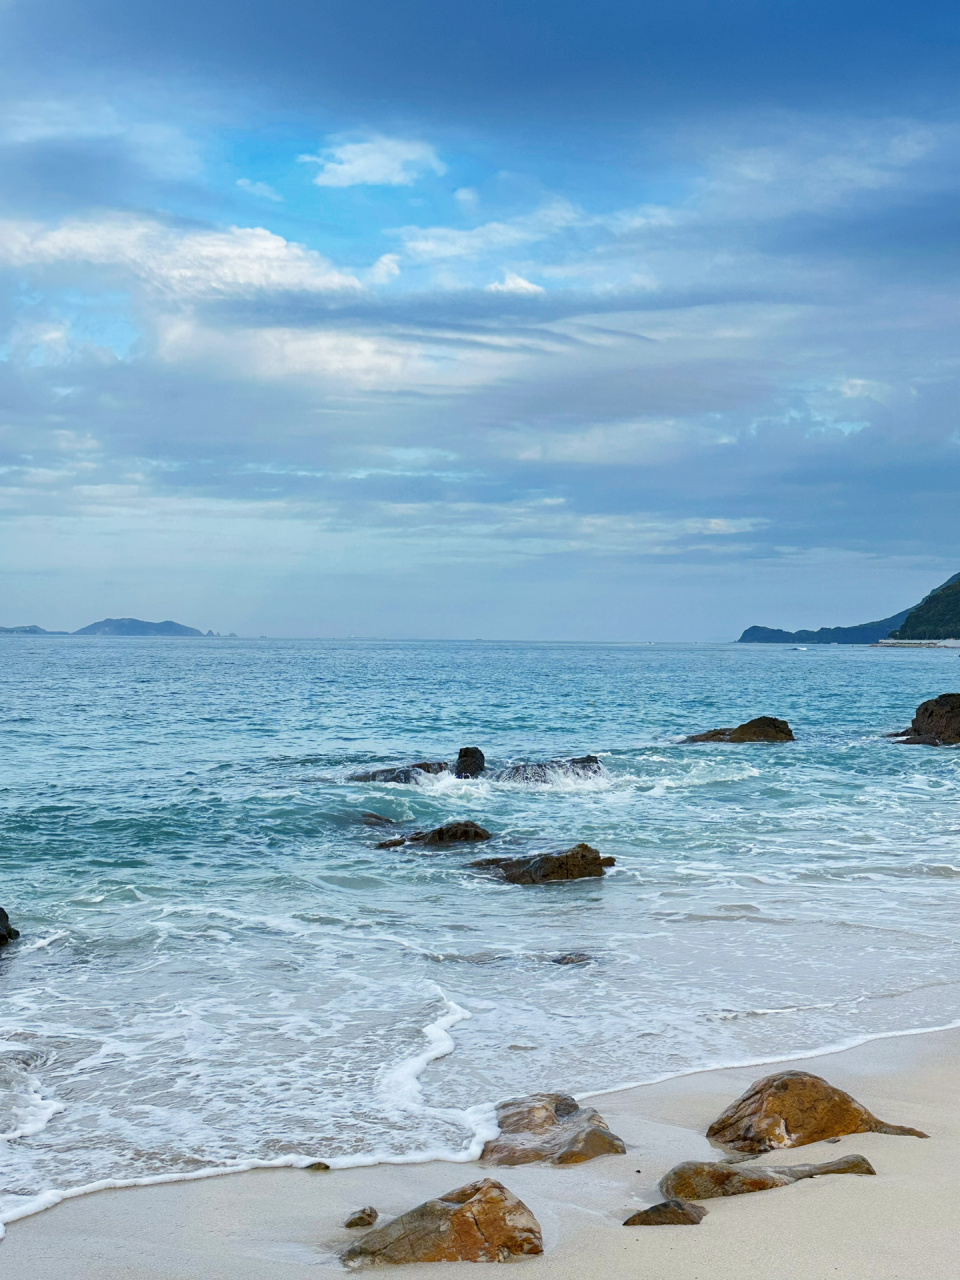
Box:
(360, 812), (396, 826)
(623, 1200), (707, 1226)
(375, 837), (407, 849)
(340, 1177), (543, 1267)
(351, 761), (448, 784)
(0, 907), (19, 947)
(471, 843), (613, 884)
(706, 1070), (929, 1152)
(660, 1153), (875, 1200)
(550, 952), (592, 965)
(684, 716), (794, 744)
(497, 755), (603, 782)
(481, 1092), (626, 1166)
(889, 693), (960, 746)
(409, 821), (492, 845)
(454, 746), (486, 777)
(345, 1206), (379, 1228)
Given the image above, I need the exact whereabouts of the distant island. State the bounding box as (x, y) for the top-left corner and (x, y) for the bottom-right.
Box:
(0, 617), (233, 637)
(739, 571), (960, 643)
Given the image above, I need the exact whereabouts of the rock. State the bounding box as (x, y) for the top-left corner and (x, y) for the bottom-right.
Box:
(481, 1093), (626, 1165)
(345, 1207), (379, 1228)
(623, 1200), (707, 1226)
(0, 908), (19, 947)
(375, 837), (407, 849)
(409, 821), (492, 845)
(454, 747), (486, 777)
(471, 843), (612, 884)
(360, 812), (396, 826)
(890, 693), (960, 746)
(550, 952), (592, 965)
(497, 755), (603, 782)
(684, 716), (794, 744)
(706, 1070), (929, 1152)
(306, 1161), (330, 1171)
(351, 761), (448, 783)
(660, 1153), (875, 1200)
(340, 1177), (543, 1267)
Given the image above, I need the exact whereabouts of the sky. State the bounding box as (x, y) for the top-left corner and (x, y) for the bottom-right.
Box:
(0, 0), (957, 638)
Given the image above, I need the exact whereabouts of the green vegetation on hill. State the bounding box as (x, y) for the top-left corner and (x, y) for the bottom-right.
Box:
(890, 580), (960, 640)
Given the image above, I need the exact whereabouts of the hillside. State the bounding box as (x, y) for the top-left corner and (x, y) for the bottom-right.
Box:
(890, 579), (960, 639)
(739, 572), (960, 643)
(72, 618), (204, 636)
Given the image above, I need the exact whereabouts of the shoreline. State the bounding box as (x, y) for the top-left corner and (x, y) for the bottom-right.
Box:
(2, 1021), (957, 1278)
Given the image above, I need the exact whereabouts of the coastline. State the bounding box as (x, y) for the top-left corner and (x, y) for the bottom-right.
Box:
(3, 1023), (956, 1278)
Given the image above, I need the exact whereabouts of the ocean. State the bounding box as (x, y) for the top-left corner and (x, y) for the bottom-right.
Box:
(1, 638), (958, 1228)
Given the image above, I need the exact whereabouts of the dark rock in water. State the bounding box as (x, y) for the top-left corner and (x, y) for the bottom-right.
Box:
(551, 952), (592, 965)
(345, 1206), (379, 1228)
(306, 1160), (331, 1171)
(481, 1093), (626, 1165)
(409, 820), (492, 845)
(340, 1177), (542, 1267)
(471, 843), (612, 883)
(375, 837), (407, 849)
(0, 907), (19, 947)
(623, 1200), (707, 1226)
(660, 1154), (875, 1200)
(684, 716), (794, 744)
(889, 693), (960, 746)
(497, 754), (602, 782)
(350, 761), (448, 783)
(706, 1070), (929, 1152)
(360, 811), (396, 826)
(454, 746), (486, 777)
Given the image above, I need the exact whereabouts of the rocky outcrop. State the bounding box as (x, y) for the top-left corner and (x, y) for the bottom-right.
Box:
(623, 1200), (707, 1226)
(0, 908), (19, 947)
(660, 1153), (875, 1200)
(706, 1070), (929, 1152)
(410, 821), (492, 846)
(471, 843), (614, 884)
(889, 694), (960, 746)
(345, 1207), (379, 1228)
(455, 747), (486, 777)
(351, 761), (448, 784)
(497, 755), (602, 783)
(340, 1178), (543, 1267)
(684, 716), (794, 743)
(481, 1093), (626, 1166)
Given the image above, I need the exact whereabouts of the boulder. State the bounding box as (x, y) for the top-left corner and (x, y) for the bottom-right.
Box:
(497, 755), (602, 782)
(481, 1093), (626, 1166)
(706, 1070), (929, 1152)
(360, 812), (396, 826)
(0, 907), (19, 947)
(455, 747), (486, 777)
(684, 716), (794, 744)
(351, 762), (448, 784)
(375, 837), (407, 849)
(889, 693), (960, 746)
(623, 1200), (707, 1226)
(345, 1207), (379, 1228)
(471, 843), (612, 884)
(660, 1153), (875, 1200)
(340, 1178), (542, 1267)
(409, 821), (492, 845)
(550, 952), (592, 965)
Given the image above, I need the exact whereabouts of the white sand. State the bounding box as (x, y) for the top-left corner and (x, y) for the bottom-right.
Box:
(3, 1026), (957, 1279)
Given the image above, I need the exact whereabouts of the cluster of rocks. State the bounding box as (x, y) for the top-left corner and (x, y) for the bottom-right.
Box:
(352, 748), (604, 785)
(0, 907), (19, 948)
(332, 1070), (927, 1265)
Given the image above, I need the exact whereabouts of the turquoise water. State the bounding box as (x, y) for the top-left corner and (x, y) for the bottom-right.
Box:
(1, 639), (959, 1224)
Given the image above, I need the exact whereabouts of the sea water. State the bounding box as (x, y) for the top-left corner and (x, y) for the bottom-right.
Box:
(1, 639), (959, 1227)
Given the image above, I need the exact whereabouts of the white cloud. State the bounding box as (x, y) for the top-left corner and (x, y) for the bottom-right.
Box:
(485, 271), (544, 295)
(367, 253), (401, 284)
(237, 178), (283, 202)
(454, 187), (479, 208)
(394, 199), (583, 260)
(298, 136), (446, 187)
(0, 215), (361, 298)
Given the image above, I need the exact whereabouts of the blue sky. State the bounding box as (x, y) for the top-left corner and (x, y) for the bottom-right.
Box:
(0, 1), (957, 637)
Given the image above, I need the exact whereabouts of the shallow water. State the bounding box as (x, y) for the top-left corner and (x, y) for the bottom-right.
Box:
(1, 639), (958, 1223)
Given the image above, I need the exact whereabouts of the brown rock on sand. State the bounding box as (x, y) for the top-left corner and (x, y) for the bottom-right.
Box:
(340, 1178), (542, 1267)
(684, 716), (795, 743)
(660, 1153), (876, 1200)
(345, 1207), (379, 1228)
(481, 1092), (626, 1166)
(623, 1200), (708, 1226)
(706, 1070), (929, 1152)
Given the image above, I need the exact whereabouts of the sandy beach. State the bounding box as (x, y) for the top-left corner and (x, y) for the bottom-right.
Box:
(3, 1024), (956, 1280)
